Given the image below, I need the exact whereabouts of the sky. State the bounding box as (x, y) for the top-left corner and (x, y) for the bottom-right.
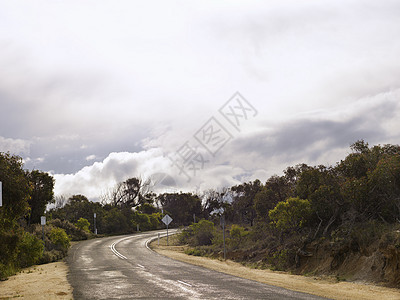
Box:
(1, 0), (400, 200)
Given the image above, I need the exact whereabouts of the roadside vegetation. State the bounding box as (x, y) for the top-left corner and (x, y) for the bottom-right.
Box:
(177, 140), (400, 287)
(2, 140), (400, 287)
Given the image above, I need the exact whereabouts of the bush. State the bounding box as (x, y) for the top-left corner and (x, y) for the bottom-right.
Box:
(179, 220), (215, 246)
(17, 231), (44, 268)
(0, 230), (19, 279)
(266, 249), (294, 271)
(40, 249), (65, 264)
(229, 225), (249, 249)
(49, 218), (89, 241)
(132, 212), (151, 231)
(49, 227), (70, 254)
(103, 208), (129, 234)
(76, 217), (90, 232)
(269, 197), (312, 232)
(185, 248), (206, 256)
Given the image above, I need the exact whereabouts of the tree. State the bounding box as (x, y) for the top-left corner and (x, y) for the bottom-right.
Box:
(364, 154), (400, 222)
(0, 152), (31, 225)
(295, 166), (343, 236)
(103, 177), (151, 209)
(254, 175), (292, 220)
(136, 202), (158, 215)
(76, 218), (90, 232)
(202, 188), (228, 219)
(158, 193), (202, 226)
(0, 153), (32, 278)
(63, 195), (91, 224)
(27, 170), (54, 225)
(48, 194), (103, 233)
(269, 197), (312, 233)
(231, 180), (262, 226)
(102, 208), (130, 234)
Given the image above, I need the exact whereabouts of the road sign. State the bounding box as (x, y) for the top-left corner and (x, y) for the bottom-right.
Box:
(162, 214), (172, 226)
(41, 216), (46, 241)
(162, 214), (173, 246)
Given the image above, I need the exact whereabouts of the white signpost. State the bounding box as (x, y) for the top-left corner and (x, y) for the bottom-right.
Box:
(161, 214), (173, 246)
(41, 216), (46, 241)
(94, 213), (97, 235)
(0, 181), (2, 207)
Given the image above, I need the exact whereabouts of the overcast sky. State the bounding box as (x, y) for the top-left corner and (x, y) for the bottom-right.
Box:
(1, 0), (400, 200)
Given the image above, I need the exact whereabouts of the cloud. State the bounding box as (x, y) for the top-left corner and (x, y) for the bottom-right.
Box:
(0, 136), (31, 156)
(85, 155), (96, 161)
(54, 149), (170, 200)
(53, 147), (258, 200)
(1, 1), (400, 201)
(227, 90), (400, 172)
(52, 87), (400, 201)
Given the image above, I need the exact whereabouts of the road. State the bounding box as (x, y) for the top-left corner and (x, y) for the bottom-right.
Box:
(67, 230), (327, 299)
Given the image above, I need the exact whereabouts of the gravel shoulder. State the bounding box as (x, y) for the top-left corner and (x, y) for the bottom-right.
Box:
(0, 261), (73, 300)
(150, 236), (400, 300)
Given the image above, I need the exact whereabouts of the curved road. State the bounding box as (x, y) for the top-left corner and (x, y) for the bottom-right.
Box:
(67, 230), (327, 299)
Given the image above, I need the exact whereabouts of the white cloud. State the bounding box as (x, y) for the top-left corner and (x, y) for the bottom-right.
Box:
(0, 136), (31, 156)
(53, 147), (261, 200)
(1, 1), (400, 199)
(54, 149), (170, 200)
(85, 155), (96, 161)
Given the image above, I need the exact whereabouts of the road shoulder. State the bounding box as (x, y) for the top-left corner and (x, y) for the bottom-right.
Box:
(0, 261), (73, 300)
(150, 238), (400, 300)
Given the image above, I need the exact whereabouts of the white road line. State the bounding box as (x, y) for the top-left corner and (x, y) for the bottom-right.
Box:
(177, 280), (192, 287)
(145, 233), (168, 250)
(113, 231), (179, 259)
(110, 240), (127, 260)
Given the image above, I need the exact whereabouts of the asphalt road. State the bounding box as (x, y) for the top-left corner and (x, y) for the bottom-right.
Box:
(67, 230), (328, 299)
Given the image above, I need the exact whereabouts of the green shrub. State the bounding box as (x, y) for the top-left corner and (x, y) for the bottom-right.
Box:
(229, 225), (249, 249)
(75, 217), (90, 233)
(269, 197), (312, 232)
(185, 248), (205, 256)
(149, 213), (161, 230)
(103, 208), (129, 234)
(49, 227), (70, 254)
(17, 231), (44, 268)
(179, 220), (215, 246)
(132, 212), (152, 231)
(0, 230), (19, 279)
(265, 249), (293, 271)
(48, 218), (89, 241)
(39, 249), (64, 264)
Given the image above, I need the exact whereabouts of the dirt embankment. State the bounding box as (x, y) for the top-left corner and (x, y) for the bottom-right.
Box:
(0, 262), (73, 300)
(150, 236), (400, 300)
(296, 236), (400, 287)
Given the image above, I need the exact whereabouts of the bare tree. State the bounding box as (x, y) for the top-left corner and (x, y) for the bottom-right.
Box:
(53, 195), (69, 209)
(101, 177), (152, 208)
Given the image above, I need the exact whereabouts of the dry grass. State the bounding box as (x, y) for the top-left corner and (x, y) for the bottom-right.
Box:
(0, 262), (73, 300)
(150, 236), (400, 300)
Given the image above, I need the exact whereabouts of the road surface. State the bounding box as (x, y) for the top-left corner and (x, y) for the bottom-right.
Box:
(67, 230), (327, 299)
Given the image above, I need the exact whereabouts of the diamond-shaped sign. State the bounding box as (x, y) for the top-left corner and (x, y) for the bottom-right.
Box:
(162, 214), (173, 226)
